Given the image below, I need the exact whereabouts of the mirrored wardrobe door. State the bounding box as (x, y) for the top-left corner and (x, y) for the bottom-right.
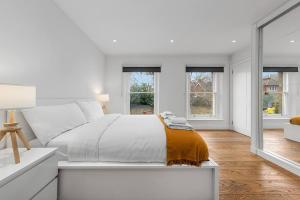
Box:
(262, 5), (300, 164)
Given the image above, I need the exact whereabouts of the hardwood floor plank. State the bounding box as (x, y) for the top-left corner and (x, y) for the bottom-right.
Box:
(264, 129), (300, 163)
(220, 169), (298, 180)
(221, 179), (300, 194)
(198, 130), (300, 200)
(220, 194), (300, 200)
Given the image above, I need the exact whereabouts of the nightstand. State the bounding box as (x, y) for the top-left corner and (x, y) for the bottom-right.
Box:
(0, 148), (57, 200)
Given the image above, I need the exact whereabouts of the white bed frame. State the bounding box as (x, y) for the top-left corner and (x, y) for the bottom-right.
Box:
(13, 98), (219, 200)
(284, 123), (300, 142)
(58, 160), (219, 200)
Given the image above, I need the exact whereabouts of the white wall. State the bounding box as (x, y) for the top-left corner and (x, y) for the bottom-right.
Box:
(0, 0), (106, 100)
(0, 0), (106, 148)
(105, 55), (230, 129)
(230, 47), (251, 64)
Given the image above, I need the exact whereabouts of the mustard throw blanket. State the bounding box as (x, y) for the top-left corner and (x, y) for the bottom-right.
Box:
(290, 115), (300, 125)
(159, 116), (209, 166)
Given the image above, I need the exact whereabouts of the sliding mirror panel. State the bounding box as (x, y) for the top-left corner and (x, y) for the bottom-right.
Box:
(262, 5), (300, 164)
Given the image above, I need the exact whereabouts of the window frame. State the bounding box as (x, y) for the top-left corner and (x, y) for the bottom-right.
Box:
(262, 72), (288, 118)
(123, 72), (159, 115)
(186, 72), (218, 119)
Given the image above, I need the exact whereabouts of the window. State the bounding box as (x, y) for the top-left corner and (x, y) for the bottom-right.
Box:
(123, 71), (159, 115)
(262, 72), (286, 116)
(186, 72), (217, 118)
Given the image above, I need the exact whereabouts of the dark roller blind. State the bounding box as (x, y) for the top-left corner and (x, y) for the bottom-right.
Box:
(186, 66), (224, 72)
(263, 67), (299, 72)
(122, 67), (161, 72)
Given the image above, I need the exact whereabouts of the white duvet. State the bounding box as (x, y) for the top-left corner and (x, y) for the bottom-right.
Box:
(68, 114), (166, 163)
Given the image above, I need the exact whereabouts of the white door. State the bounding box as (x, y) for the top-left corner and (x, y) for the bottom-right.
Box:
(232, 60), (251, 137)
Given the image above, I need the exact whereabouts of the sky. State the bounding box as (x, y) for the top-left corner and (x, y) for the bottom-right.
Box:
(130, 72), (154, 86)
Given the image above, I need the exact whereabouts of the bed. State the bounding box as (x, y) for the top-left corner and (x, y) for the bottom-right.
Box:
(284, 123), (300, 142)
(12, 98), (219, 200)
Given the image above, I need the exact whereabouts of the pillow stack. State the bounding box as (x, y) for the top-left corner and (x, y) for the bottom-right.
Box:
(22, 101), (104, 146)
(76, 100), (104, 122)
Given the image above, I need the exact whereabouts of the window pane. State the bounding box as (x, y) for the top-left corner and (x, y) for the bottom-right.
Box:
(262, 72), (283, 115)
(190, 93), (213, 115)
(190, 72), (213, 92)
(130, 72), (154, 92)
(130, 93), (154, 115)
(263, 93), (282, 114)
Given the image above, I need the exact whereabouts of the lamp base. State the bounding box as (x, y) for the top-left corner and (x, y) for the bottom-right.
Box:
(0, 123), (31, 164)
(3, 122), (19, 128)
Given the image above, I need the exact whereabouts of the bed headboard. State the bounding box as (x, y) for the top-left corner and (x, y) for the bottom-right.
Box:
(13, 97), (95, 142)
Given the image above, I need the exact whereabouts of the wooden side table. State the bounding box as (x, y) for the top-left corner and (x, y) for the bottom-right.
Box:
(0, 123), (31, 164)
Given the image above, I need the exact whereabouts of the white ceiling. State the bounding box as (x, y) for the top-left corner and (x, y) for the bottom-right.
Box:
(53, 0), (287, 55)
(264, 5), (300, 56)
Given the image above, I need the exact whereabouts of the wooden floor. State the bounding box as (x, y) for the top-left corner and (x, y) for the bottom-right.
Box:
(264, 129), (300, 163)
(199, 130), (300, 200)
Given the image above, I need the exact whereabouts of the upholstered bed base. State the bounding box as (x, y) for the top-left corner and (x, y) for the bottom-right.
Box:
(58, 160), (219, 200)
(284, 123), (300, 142)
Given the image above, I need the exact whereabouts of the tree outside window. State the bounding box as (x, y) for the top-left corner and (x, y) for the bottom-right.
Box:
(129, 72), (155, 115)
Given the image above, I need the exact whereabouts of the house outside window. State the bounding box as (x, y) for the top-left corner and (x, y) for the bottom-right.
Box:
(262, 72), (287, 116)
(187, 72), (216, 118)
(186, 67), (224, 119)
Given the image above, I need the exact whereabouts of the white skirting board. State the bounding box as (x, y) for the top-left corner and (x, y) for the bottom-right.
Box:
(58, 160), (219, 200)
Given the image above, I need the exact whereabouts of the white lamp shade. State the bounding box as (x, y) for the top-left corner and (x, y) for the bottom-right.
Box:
(0, 84), (36, 109)
(97, 94), (110, 103)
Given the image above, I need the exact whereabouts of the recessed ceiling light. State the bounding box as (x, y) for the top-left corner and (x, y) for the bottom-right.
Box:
(170, 39), (174, 43)
(113, 39), (117, 43)
(290, 40), (295, 43)
(232, 40), (237, 43)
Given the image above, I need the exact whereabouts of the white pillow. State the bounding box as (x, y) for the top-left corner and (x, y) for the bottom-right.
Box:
(22, 103), (87, 145)
(76, 101), (104, 122)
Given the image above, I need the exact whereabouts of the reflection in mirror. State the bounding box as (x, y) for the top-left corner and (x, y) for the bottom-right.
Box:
(263, 5), (300, 164)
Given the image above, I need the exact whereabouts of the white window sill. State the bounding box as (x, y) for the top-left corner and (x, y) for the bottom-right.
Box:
(187, 118), (224, 121)
(263, 117), (290, 120)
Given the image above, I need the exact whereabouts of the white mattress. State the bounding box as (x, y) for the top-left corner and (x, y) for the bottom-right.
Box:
(98, 114), (166, 162)
(67, 114), (166, 162)
(40, 114), (166, 163)
(27, 134), (72, 160)
(284, 123), (300, 142)
(30, 123), (92, 161)
(46, 129), (76, 160)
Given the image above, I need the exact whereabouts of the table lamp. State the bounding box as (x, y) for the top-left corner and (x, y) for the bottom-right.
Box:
(0, 84), (36, 164)
(97, 94), (110, 112)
